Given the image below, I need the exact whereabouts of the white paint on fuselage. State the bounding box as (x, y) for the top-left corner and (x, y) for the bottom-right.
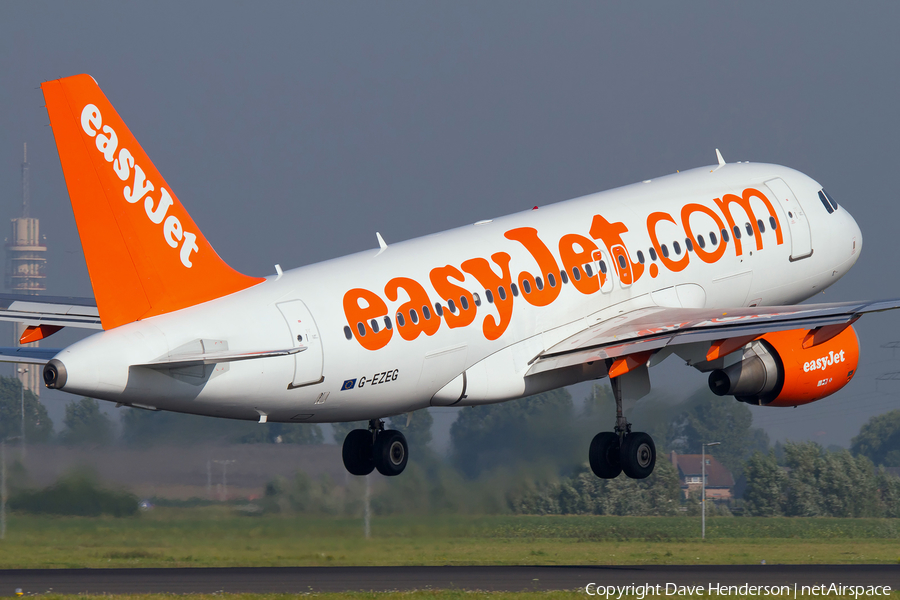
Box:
(53, 162), (862, 423)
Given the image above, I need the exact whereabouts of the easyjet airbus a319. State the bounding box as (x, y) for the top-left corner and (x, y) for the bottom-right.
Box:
(3, 74), (897, 479)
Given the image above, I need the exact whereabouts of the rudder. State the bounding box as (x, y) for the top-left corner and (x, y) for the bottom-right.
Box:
(42, 74), (264, 329)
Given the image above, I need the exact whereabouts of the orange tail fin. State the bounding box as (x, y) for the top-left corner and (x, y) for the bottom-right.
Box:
(41, 74), (264, 330)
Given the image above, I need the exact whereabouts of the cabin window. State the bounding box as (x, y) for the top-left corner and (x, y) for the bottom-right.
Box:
(486, 289), (494, 303)
(422, 306), (431, 320)
(560, 270), (569, 284)
(410, 309), (419, 324)
(536, 276), (544, 290)
(448, 299), (457, 313)
(710, 231), (718, 245)
(637, 250), (645, 264)
(585, 263), (594, 277)
(673, 241), (682, 255)
(745, 222), (753, 236)
(435, 302), (444, 317)
(460, 295), (469, 310)
(722, 228), (730, 242)
(370, 319), (380, 332)
(661, 244), (669, 258)
(548, 273), (557, 287)
(732, 225), (741, 240)
(697, 235), (706, 249)
(384, 316), (392, 330)
(617, 254), (627, 269)
(397, 312), (406, 327)
(343, 326), (353, 340)
(769, 217), (777, 230)
(649, 247), (658, 261)
(757, 218), (766, 233)
(498, 286), (507, 300)
(522, 279), (532, 294)
(473, 293), (482, 306)
(599, 260), (607, 274)
(685, 238), (694, 252)
(511, 283), (519, 297)
(572, 266), (582, 281)
(357, 322), (366, 336)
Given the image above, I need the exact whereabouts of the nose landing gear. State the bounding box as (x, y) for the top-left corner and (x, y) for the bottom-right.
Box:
(589, 374), (656, 480)
(341, 419), (409, 477)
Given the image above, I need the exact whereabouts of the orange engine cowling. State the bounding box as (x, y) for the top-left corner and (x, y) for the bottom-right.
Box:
(708, 326), (859, 407)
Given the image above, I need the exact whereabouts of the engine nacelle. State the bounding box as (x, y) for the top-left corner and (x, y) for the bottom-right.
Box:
(708, 326), (859, 407)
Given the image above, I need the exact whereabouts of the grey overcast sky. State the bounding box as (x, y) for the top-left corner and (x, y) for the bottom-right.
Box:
(1, 1), (899, 448)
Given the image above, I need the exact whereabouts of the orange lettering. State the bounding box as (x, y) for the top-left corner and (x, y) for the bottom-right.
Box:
(558, 234), (599, 295)
(681, 203), (727, 264)
(647, 212), (689, 272)
(342, 288), (392, 351)
(714, 187), (782, 255)
(589, 215), (644, 284)
(429, 265), (477, 329)
(384, 277), (440, 341)
(461, 252), (514, 341)
(504, 227), (561, 307)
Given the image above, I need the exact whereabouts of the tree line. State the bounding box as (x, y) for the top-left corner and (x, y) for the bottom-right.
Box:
(6, 371), (900, 518)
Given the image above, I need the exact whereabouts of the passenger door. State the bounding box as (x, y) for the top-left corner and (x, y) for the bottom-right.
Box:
(766, 178), (812, 260)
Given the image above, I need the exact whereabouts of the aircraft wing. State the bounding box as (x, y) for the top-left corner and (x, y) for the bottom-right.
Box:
(0, 294), (101, 329)
(527, 299), (900, 376)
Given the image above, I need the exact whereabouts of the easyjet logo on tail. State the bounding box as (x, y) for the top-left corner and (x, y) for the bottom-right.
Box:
(80, 104), (199, 269)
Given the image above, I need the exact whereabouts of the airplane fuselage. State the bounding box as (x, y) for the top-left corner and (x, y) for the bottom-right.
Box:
(52, 161), (861, 423)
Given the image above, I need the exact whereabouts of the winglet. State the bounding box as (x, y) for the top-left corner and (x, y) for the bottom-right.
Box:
(41, 74), (265, 330)
(715, 148), (726, 167)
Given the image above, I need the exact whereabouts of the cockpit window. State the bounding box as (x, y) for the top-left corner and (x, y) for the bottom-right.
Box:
(823, 189), (839, 211)
(818, 190), (835, 214)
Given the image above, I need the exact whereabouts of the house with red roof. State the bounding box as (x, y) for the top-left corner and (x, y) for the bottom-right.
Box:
(669, 451), (735, 502)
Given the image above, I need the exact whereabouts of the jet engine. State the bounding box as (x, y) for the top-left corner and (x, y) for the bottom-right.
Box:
(708, 326), (859, 407)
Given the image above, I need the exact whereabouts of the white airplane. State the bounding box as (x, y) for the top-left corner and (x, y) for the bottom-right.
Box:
(3, 74), (896, 479)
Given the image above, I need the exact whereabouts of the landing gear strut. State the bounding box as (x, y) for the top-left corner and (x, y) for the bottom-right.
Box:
(342, 419), (409, 477)
(589, 375), (656, 480)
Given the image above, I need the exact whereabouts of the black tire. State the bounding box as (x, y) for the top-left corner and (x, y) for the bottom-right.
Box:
(374, 429), (409, 476)
(620, 432), (656, 479)
(342, 429), (375, 476)
(589, 432), (622, 479)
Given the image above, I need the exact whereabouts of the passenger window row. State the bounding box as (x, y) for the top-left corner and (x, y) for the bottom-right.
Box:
(344, 216), (785, 339)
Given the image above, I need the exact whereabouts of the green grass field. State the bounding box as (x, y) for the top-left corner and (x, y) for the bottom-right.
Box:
(1, 507), (899, 569)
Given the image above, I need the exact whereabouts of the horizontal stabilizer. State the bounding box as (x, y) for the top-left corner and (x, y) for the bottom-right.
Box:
(138, 346), (305, 369)
(0, 347), (62, 365)
(0, 294), (101, 329)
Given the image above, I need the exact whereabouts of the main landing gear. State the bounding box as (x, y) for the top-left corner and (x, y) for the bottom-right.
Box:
(589, 375), (656, 479)
(342, 419), (409, 477)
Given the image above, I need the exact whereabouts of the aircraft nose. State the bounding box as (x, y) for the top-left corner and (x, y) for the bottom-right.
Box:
(845, 207), (862, 259)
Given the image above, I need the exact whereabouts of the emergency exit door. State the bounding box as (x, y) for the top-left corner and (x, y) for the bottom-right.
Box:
(277, 300), (324, 388)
